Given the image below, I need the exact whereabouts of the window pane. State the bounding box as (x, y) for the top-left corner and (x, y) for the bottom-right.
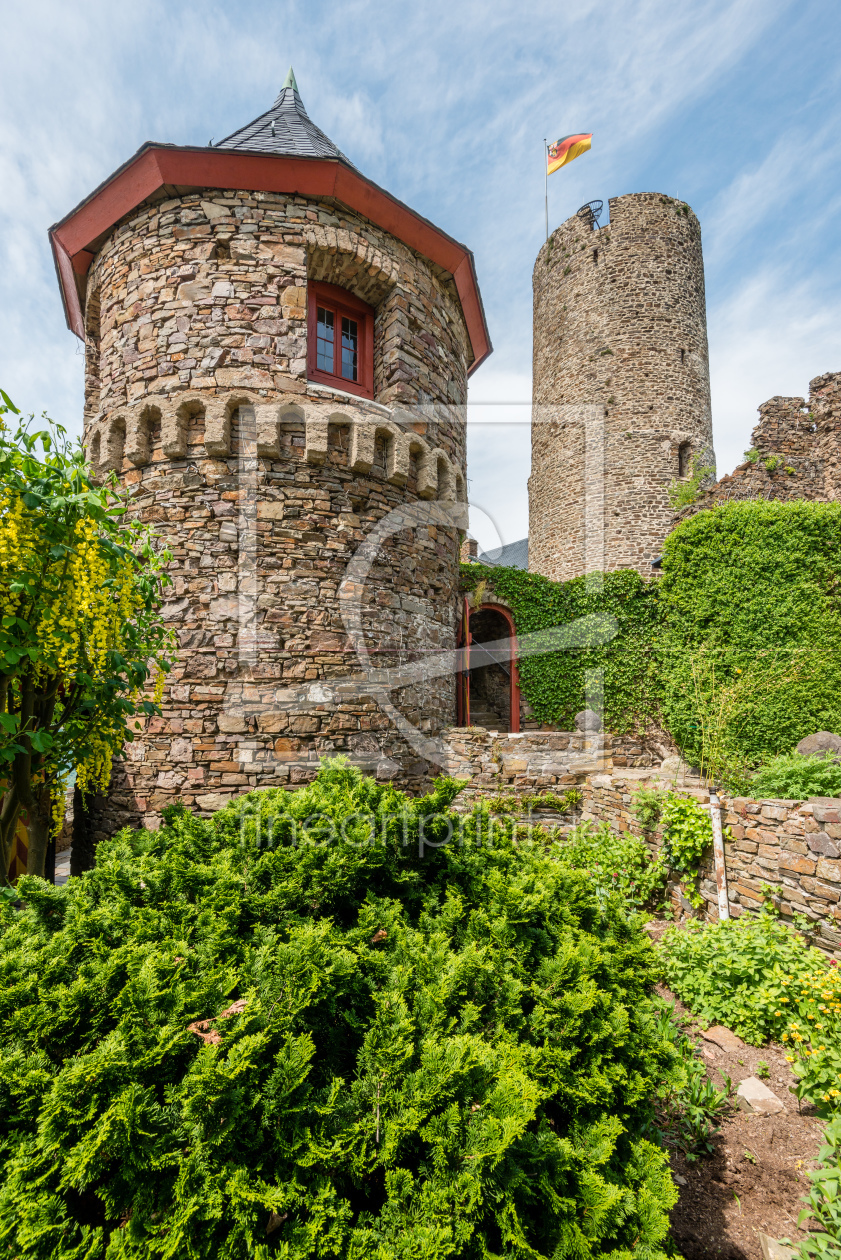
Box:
(317, 307), (334, 372)
(341, 316), (358, 381)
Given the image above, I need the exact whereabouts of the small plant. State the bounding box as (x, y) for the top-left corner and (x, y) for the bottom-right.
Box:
(764, 454), (782, 473)
(751, 752), (841, 800)
(760, 881), (783, 912)
(651, 1001), (730, 1161)
(631, 786), (668, 830)
(521, 788), (582, 813)
(756, 1060), (770, 1079)
(743, 1148), (757, 1164)
(668, 455), (716, 510)
(487, 793), (517, 816)
(744, 447), (761, 463)
(786, 466), (796, 475)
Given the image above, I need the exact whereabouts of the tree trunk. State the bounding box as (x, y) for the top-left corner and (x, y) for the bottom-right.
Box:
(26, 783), (53, 879)
(0, 786), (20, 887)
(70, 785), (97, 877)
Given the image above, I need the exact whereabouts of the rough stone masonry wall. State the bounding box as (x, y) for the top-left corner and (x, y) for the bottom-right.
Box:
(530, 192), (714, 581)
(684, 369), (841, 517)
(440, 730), (841, 954)
(82, 187), (472, 839)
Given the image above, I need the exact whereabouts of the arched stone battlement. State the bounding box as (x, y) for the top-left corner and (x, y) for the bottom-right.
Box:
(85, 391), (462, 501)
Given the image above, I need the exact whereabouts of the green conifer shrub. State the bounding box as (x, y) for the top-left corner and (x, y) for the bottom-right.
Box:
(0, 760), (678, 1259)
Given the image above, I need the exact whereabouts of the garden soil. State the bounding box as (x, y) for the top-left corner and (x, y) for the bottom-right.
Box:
(655, 969), (825, 1259)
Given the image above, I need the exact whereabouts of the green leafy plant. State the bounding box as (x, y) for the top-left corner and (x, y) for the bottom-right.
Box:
(796, 1114), (841, 1257)
(660, 793), (713, 875)
(668, 455), (716, 510)
(520, 787), (582, 813)
(661, 912), (835, 1044)
(751, 752), (841, 800)
(764, 454), (783, 473)
(555, 819), (668, 911)
(631, 786), (668, 830)
(0, 392), (173, 879)
(0, 759), (680, 1259)
(756, 1060), (770, 1079)
(660, 501), (841, 772)
(744, 447), (761, 464)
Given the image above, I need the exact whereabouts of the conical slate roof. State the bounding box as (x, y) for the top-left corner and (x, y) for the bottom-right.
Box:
(215, 67), (358, 169)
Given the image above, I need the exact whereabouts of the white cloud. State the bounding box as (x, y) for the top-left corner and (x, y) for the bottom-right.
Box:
(710, 269), (841, 476)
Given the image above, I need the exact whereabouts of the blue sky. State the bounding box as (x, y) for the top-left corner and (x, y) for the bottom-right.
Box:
(2, 0), (840, 552)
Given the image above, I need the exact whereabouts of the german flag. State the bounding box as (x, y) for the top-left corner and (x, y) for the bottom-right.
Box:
(547, 133), (592, 176)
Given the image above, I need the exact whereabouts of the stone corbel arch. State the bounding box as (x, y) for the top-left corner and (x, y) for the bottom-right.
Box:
(348, 418), (410, 485)
(100, 413), (126, 472)
(205, 393), (257, 457)
(256, 400), (305, 458)
(431, 449), (457, 502)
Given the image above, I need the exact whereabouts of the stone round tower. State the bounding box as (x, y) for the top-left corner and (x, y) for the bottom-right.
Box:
(49, 69), (491, 836)
(530, 192), (714, 581)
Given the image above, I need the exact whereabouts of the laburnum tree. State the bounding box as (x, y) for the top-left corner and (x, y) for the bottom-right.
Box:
(0, 391), (173, 882)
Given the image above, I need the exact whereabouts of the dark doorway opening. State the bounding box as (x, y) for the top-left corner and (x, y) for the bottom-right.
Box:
(457, 603), (520, 732)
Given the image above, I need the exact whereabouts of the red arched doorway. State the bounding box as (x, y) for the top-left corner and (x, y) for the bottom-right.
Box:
(457, 600), (520, 732)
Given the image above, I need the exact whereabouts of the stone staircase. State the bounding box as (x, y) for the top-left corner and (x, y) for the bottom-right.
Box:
(468, 705), (507, 732)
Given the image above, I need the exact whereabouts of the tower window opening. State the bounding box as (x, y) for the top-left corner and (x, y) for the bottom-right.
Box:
(680, 348), (685, 365)
(308, 281), (374, 399)
(678, 441), (692, 478)
(593, 249), (598, 265)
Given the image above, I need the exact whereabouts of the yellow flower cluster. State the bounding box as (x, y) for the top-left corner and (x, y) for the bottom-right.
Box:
(774, 967), (841, 1056)
(0, 490), (158, 795)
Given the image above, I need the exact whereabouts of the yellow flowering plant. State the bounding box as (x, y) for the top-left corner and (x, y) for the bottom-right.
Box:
(0, 391), (173, 881)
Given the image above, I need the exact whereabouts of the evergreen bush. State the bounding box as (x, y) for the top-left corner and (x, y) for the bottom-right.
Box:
(0, 760), (678, 1259)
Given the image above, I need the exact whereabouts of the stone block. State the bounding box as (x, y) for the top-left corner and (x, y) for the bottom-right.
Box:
(195, 793), (232, 812)
(809, 831), (841, 858)
(778, 852), (816, 875)
(700, 1025), (742, 1051)
(736, 1076), (785, 1115)
(818, 857), (841, 884)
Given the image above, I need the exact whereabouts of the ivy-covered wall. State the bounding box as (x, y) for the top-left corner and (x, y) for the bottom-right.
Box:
(462, 500), (841, 765)
(460, 565), (662, 734)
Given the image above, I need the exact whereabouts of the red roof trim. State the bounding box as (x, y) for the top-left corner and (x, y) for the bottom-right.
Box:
(49, 145), (492, 374)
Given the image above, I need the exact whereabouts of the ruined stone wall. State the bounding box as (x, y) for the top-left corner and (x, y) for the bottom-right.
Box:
(684, 370), (841, 516)
(530, 192), (714, 580)
(82, 188), (472, 838)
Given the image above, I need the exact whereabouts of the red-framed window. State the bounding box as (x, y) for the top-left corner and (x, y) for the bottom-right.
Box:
(307, 282), (374, 399)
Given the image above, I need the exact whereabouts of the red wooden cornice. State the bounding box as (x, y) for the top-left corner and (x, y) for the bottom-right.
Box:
(49, 144), (492, 374)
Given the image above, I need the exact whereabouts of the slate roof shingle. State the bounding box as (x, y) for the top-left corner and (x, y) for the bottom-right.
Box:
(215, 67), (358, 169)
(476, 537), (529, 570)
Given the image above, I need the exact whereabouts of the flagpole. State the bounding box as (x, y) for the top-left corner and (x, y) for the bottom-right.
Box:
(544, 138), (548, 242)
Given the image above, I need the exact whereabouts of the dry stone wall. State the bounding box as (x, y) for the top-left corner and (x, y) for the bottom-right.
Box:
(684, 369), (841, 516)
(530, 192), (714, 581)
(440, 731), (841, 954)
(81, 187), (472, 840)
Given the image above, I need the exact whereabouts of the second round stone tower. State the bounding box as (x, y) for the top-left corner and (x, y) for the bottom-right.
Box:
(530, 192), (714, 580)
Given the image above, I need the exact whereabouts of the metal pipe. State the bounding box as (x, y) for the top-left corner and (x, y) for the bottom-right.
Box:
(710, 790), (730, 921)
